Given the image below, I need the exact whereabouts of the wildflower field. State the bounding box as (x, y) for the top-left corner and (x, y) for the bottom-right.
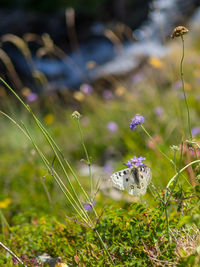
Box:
(0, 24), (200, 266)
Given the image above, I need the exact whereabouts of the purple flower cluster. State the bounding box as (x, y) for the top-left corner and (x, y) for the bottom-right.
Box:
(80, 83), (93, 94)
(26, 92), (38, 103)
(129, 114), (145, 130)
(124, 156), (146, 168)
(84, 201), (96, 211)
(191, 127), (200, 137)
(107, 121), (118, 132)
(104, 162), (113, 174)
(154, 106), (164, 117)
(103, 90), (113, 100)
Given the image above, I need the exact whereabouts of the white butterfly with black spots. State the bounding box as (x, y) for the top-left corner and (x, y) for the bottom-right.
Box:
(110, 165), (152, 196)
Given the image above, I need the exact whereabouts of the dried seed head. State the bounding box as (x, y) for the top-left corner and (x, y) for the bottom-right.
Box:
(171, 26), (189, 39)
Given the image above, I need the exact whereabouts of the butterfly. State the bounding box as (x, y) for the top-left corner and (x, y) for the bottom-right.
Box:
(110, 165), (152, 196)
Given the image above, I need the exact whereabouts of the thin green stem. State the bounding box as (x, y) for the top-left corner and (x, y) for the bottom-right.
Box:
(173, 151), (177, 173)
(0, 77), (92, 223)
(94, 229), (114, 265)
(31, 113), (98, 217)
(77, 119), (93, 199)
(164, 192), (171, 243)
(0, 78), (28, 110)
(180, 35), (192, 139)
(0, 110), (90, 224)
(166, 143), (183, 203)
(0, 209), (10, 236)
(140, 125), (172, 162)
(149, 184), (164, 203)
(23, 124), (91, 225)
(0, 111), (29, 138)
(0, 241), (27, 267)
(166, 159), (200, 189)
(32, 114), (98, 218)
(0, 77), (98, 218)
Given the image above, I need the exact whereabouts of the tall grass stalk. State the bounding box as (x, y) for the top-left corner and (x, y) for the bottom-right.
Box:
(166, 143), (183, 203)
(180, 35), (192, 139)
(0, 111), (90, 224)
(0, 241), (26, 267)
(163, 191), (171, 242)
(0, 78), (92, 217)
(163, 144), (183, 242)
(76, 117), (93, 199)
(0, 209), (10, 237)
(0, 77), (113, 265)
(166, 159), (200, 189)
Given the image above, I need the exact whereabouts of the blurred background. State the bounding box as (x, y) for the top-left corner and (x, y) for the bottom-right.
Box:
(0, 0), (200, 92)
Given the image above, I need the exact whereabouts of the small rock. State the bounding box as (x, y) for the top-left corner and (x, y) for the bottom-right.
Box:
(36, 253), (69, 267)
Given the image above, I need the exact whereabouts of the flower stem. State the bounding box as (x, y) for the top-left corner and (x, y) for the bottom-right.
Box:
(140, 125), (171, 162)
(0, 241), (27, 266)
(180, 35), (192, 139)
(166, 159), (200, 189)
(77, 119), (93, 199)
(164, 192), (171, 243)
(94, 229), (114, 265)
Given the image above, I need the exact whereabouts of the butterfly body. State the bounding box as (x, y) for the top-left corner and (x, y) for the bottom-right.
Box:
(110, 165), (151, 196)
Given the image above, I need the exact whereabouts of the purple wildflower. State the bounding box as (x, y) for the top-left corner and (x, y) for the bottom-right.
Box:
(125, 156), (146, 168)
(154, 106), (164, 117)
(129, 114), (145, 130)
(107, 122), (118, 132)
(12, 257), (19, 264)
(80, 84), (93, 94)
(26, 92), (38, 102)
(103, 90), (113, 100)
(191, 127), (200, 137)
(173, 80), (182, 90)
(104, 162), (113, 174)
(84, 201), (96, 211)
(132, 73), (144, 84)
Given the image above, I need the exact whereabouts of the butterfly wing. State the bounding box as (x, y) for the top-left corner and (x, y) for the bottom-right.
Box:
(110, 168), (130, 190)
(125, 166), (152, 196)
(139, 165), (152, 184)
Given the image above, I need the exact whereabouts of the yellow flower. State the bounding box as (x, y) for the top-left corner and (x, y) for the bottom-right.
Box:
(149, 57), (163, 68)
(73, 91), (85, 102)
(0, 198), (11, 209)
(44, 113), (54, 125)
(115, 86), (126, 96)
(184, 82), (191, 91)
